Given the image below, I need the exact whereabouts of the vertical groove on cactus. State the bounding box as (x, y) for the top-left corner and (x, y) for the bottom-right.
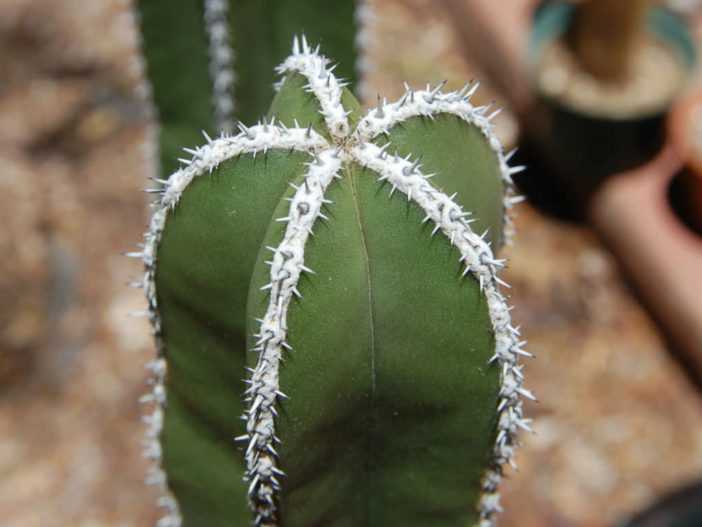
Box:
(204, 0), (235, 134)
(244, 149), (345, 524)
(138, 37), (532, 527)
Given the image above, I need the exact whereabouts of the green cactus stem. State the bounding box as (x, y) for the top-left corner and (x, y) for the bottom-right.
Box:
(135, 37), (532, 527)
(135, 0), (363, 177)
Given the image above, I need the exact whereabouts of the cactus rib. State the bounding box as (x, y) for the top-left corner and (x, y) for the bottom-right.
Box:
(204, 0), (235, 134)
(276, 35), (351, 140)
(140, 124), (329, 527)
(141, 359), (181, 527)
(232, 39), (531, 526)
(355, 79), (521, 245)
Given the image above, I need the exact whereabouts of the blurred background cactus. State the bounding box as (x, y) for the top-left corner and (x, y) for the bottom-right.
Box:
(136, 0), (362, 176)
(136, 0), (531, 517)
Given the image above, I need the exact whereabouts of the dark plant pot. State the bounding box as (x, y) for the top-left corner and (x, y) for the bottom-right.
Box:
(617, 480), (702, 527)
(527, 2), (696, 182)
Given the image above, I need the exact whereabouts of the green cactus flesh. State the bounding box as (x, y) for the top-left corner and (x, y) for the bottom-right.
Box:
(139, 38), (531, 527)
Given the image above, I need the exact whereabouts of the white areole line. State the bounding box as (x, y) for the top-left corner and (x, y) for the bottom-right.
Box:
(136, 123), (328, 527)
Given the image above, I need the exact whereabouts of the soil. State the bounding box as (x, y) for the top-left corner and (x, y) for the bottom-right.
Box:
(537, 35), (687, 118)
(1, 1), (701, 527)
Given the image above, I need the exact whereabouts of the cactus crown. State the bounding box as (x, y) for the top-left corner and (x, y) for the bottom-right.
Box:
(138, 37), (532, 527)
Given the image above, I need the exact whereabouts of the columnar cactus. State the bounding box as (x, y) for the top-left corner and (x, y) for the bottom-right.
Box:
(136, 37), (532, 527)
(136, 0), (361, 176)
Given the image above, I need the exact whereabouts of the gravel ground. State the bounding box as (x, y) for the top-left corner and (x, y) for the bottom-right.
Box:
(1, 1), (701, 526)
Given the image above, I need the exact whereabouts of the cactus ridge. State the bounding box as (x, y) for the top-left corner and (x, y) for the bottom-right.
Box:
(244, 148), (345, 525)
(136, 123), (329, 527)
(204, 0), (235, 134)
(355, 80), (524, 244)
(275, 35), (353, 140)
(353, 0), (375, 100)
(353, 143), (535, 527)
(137, 38), (533, 527)
(140, 358), (180, 527)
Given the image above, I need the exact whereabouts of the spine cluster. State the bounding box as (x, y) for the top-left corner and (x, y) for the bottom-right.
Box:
(276, 35), (352, 140)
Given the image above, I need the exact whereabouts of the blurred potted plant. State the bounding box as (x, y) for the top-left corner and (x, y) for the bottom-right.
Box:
(441, 0), (702, 402)
(525, 0), (697, 188)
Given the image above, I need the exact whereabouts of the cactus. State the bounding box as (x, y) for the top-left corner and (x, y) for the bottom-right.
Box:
(135, 0), (362, 177)
(136, 35), (531, 527)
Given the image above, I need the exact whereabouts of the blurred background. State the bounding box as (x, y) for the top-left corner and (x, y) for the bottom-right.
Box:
(1, 0), (702, 526)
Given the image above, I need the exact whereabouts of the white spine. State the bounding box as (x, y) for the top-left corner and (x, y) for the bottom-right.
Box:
(244, 150), (343, 525)
(138, 126), (327, 527)
(276, 36), (351, 141)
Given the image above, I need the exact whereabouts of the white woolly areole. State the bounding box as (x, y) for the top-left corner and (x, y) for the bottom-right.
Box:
(276, 36), (351, 142)
(137, 125), (327, 527)
(204, 0), (235, 134)
(245, 150), (343, 525)
(138, 48), (531, 526)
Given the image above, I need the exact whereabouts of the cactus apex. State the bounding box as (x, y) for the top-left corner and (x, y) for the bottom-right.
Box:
(203, 0), (235, 134)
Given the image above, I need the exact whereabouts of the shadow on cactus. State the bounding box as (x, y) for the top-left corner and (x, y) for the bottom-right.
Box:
(138, 37), (533, 527)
